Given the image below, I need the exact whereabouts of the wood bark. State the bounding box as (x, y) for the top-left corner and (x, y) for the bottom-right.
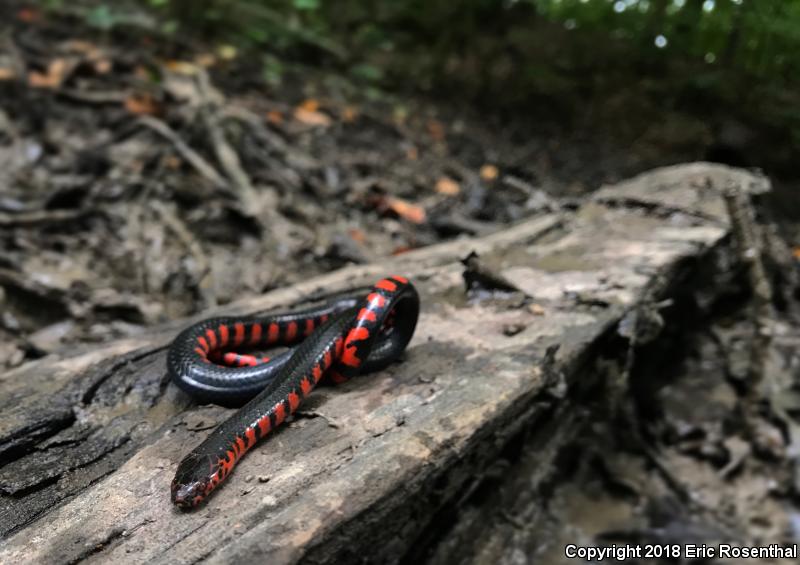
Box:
(0, 163), (769, 564)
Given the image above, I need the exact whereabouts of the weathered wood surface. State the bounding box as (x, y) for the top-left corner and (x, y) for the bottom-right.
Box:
(0, 164), (767, 564)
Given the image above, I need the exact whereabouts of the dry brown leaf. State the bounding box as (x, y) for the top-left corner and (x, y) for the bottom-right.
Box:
(93, 59), (112, 74)
(164, 60), (199, 75)
(195, 53), (217, 68)
(385, 197), (426, 224)
(62, 40), (98, 55)
(341, 105), (358, 123)
(294, 106), (332, 127)
(124, 93), (160, 116)
(17, 8), (40, 22)
(133, 65), (151, 80)
(163, 155), (182, 170)
(0, 68), (16, 81)
(28, 59), (70, 89)
(480, 164), (499, 181)
(527, 303), (546, 316)
(59, 41), (111, 75)
(266, 110), (284, 125)
(406, 146), (419, 160)
(427, 119), (445, 141)
(299, 99), (320, 112)
(348, 228), (367, 244)
(435, 177), (461, 196)
(793, 247), (800, 260)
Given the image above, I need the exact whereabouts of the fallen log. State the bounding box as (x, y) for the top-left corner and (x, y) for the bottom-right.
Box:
(0, 163), (768, 564)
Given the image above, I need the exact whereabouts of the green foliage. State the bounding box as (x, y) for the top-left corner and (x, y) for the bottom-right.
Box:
(85, 5), (116, 29)
(261, 53), (284, 86)
(38, 0), (800, 89)
(292, 0), (319, 10)
(30, 0), (800, 148)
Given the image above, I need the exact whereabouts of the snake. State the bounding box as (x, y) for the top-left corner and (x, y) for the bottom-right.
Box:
(167, 276), (419, 508)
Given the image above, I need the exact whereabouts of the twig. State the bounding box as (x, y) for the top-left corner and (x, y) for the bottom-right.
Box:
(762, 223), (800, 318)
(194, 70), (258, 208)
(56, 88), (128, 105)
(194, 71), (299, 242)
(0, 208), (91, 227)
(611, 276), (668, 437)
(723, 182), (778, 457)
(222, 106), (291, 155)
(149, 201), (216, 309)
(0, 267), (62, 299)
(722, 183), (774, 400)
(595, 196), (725, 226)
(136, 115), (228, 189)
(0, 29), (27, 80)
(222, 106), (312, 191)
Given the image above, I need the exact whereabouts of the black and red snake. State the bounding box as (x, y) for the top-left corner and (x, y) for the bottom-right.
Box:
(167, 276), (419, 508)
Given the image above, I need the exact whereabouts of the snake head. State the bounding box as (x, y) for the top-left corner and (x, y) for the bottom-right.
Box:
(171, 452), (219, 509)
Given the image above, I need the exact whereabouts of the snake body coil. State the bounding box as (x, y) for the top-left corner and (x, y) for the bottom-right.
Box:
(168, 276), (419, 508)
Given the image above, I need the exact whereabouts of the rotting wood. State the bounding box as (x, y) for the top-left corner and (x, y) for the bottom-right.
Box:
(0, 163), (768, 564)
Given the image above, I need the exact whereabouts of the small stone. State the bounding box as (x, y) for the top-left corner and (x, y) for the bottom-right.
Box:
(502, 323), (526, 337)
(527, 303), (545, 316)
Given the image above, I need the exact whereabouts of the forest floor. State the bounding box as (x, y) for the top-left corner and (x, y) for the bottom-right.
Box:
(2, 5), (800, 564)
(0, 7), (670, 367)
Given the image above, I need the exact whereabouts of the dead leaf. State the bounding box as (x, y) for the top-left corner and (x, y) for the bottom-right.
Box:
(294, 101), (332, 127)
(195, 53), (217, 68)
(28, 59), (70, 89)
(163, 155), (182, 170)
(383, 197), (426, 224)
(348, 228), (366, 244)
(164, 60), (199, 75)
(480, 164), (499, 181)
(435, 177), (460, 196)
(341, 105), (358, 123)
(62, 40), (99, 55)
(60, 41), (110, 74)
(133, 65), (152, 81)
(299, 99), (320, 112)
(217, 45), (238, 61)
(124, 93), (160, 116)
(93, 59), (112, 74)
(406, 146), (419, 160)
(0, 68), (16, 81)
(427, 119), (445, 142)
(17, 8), (40, 23)
(793, 247), (800, 260)
(527, 303), (546, 316)
(266, 110), (284, 125)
